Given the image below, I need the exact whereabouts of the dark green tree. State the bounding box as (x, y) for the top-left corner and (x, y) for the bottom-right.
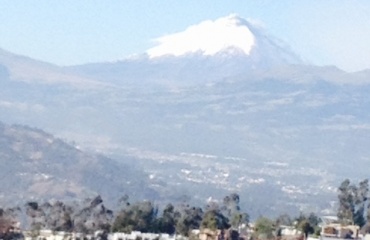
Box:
(354, 179), (369, 227)
(254, 217), (274, 239)
(112, 201), (157, 233)
(25, 201), (45, 234)
(298, 220), (314, 239)
(175, 206), (203, 236)
(43, 201), (74, 232)
(338, 179), (356, 224)
(337, 179), (369, 226)
(222, 193), (249, 228)
(154, 204), (176, 234)
(275, 214), (293, 227)
(201, 209), (230, 230)
(295, 212), (320, 237)
(307, 212), (320, 227)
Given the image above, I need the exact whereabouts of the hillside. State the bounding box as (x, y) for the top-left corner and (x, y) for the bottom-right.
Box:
(0, 122), (158, 207)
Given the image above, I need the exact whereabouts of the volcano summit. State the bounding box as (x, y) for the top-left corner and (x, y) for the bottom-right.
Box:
(146, 14), (302, 66)
(70, 15), (303, 86)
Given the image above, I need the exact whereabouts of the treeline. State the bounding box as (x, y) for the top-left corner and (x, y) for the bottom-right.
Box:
(0, 193), (248, 238)
(0, 193), (326, 240)
(2, 179), (370, 239)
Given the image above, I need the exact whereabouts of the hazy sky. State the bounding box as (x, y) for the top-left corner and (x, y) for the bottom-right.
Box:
(1, 0), (370, 72)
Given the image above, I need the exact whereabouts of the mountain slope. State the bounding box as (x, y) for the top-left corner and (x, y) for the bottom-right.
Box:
(0, 48), (105, 89)
(0, 122), (158, 206)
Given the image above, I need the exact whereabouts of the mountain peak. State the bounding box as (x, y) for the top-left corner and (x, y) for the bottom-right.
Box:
(147, 14), (257, 58)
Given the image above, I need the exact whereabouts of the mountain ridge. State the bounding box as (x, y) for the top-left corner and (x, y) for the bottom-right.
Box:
(0, 48), (108, 89)
(0, 121), (159, 207)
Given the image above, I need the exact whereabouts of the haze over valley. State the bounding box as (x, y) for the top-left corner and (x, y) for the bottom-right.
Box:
(1, 13), (370, 218)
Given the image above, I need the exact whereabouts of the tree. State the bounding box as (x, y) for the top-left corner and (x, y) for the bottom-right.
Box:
(355, 179), (369, 227)
(298, 220), (314, 240)
(155, 204), (176, 234)
(337, 178), (369, 226)
(0, 207), (23, 240)
(42, 201), (74, 232)
(112, 201), (157, 233)
(254, 217), (274, 240)
(223, 193), (240, 216)
(222, 193), (249, 228)
(175, 205), (203, 236)
(25, 201), (45, 235)
(294, 212), (320, 238)
(307, 212), (320, 227)
(72, 196), (113, 235)
(338, 179), (356, 224)
(201, 209), (230, 230)
(275, 214), (293, 227)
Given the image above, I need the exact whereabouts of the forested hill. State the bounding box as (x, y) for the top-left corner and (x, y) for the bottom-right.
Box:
(0, 121), (158, 206)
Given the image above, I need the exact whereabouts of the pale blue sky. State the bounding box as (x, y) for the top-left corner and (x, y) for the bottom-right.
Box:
(1, 0), (370, 72)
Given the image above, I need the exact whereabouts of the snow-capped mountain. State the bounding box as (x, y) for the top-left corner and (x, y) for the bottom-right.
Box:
(147, 14), (302, 66)
(147, 14), (258, 58)
(68, 15), (302, 86)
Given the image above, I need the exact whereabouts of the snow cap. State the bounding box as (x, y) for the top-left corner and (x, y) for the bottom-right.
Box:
(147, 14), (257, 58)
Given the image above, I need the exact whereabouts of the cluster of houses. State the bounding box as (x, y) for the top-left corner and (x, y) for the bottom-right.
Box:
(1, 216), (370, 240)
(319, 216), (360, 240)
